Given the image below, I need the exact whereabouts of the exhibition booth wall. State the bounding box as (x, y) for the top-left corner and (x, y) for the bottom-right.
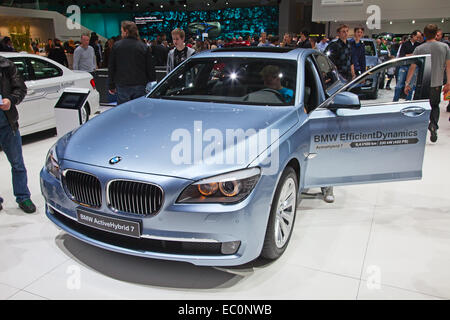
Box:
(312, 0), (450, 36)
(0, 6), (106, 52)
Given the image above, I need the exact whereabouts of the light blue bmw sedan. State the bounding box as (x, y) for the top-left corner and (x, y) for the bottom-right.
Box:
(40, 47), (431, 266)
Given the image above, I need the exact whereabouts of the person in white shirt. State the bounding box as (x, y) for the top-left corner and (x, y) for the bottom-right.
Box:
(316, 37), (328, 52)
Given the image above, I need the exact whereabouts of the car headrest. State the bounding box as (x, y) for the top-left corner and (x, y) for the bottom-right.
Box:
(304, 86), (311, 105)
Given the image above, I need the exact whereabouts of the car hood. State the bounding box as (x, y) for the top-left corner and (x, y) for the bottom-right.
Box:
(61, 97), (298, 180)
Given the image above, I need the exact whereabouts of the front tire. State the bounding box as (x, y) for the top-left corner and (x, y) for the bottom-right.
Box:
(260, 167), (298, 260)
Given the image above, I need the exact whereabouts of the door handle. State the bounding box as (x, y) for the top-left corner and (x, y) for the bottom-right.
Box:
(401, 107), (425, 117)
(27, 89), (35, 95)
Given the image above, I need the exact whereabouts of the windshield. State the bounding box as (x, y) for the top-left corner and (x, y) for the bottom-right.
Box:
(149, 58), (297, 106)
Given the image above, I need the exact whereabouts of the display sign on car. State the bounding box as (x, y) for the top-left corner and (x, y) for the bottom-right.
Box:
(76, 209), (141, 238)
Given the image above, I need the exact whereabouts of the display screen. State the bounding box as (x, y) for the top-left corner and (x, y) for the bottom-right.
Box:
(135, 6), (279, 40)
(55, 92), (88, 109)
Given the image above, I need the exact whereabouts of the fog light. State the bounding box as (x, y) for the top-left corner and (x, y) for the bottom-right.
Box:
(221, 241), (241, 255)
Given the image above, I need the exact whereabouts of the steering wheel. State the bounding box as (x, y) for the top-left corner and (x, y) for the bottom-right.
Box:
(261, 88), (286, 102)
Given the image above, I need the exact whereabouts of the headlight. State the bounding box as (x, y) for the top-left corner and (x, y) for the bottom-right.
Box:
(45, 144), (61, 180)
(177, 167), (261, 204)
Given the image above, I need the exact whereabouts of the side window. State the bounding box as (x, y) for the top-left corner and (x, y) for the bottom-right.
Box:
(314, 54), (339, 92)
(29, 58), (62, 80)
(346, 56), (426, 106)
(9, 58), (30, 81)
(304, 58), (322, 113)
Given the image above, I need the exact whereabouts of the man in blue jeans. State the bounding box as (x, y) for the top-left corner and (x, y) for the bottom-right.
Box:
(0, 55), (36, 213)
(393, 30), (422, 102)
(405, 24), (450, 143)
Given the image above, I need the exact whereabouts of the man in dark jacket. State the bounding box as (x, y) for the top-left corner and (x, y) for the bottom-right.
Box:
(297, 30), (312, 48)
(108, 21), (156, 105)
(325, 24), (352, 81)
(48, 39), (68, 67)
(349, 27), (366, 79)
(0, 56), (36, 213)
(0, 37), (15, 52)
(152, 38), (169, 67)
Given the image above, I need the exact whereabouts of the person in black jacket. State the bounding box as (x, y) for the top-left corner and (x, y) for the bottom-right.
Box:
(48, 39), (68, 67)
(108, 21), (156, 105)
(0, 37), (15, 52)
(0, 56), (36, 213)
(90, 32), (102, 67)
(152, 38), (169, 67)
(297, 30), (312, 48)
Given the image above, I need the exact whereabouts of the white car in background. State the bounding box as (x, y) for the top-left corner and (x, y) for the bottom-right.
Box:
(0, 52), (100, 136)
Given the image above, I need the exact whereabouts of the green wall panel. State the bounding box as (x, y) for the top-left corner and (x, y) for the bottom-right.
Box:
(81, 13), (133, 39)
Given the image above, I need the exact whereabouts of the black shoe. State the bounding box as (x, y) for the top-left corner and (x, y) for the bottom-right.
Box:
(447, 103), (450, 112)
(0, 202), (2, 211)
(430, 128), (438, 143)
(18, 199), (36, 214)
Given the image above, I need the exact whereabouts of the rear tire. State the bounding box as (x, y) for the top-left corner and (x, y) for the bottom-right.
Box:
(260, 167), (298, 260)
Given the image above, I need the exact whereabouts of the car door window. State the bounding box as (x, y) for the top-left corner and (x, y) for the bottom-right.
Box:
(313, 53), (340, 94)
(363, 40), (376, 56)
(345, 56), (427, 107)
(304, 57), (323, 113)
(29, 58), (62, 80)
(9, 58), (31, 81)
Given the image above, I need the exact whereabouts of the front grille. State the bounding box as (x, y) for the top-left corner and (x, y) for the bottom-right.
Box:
(108, 180), (163, 215)
(64, 170), (102, 208)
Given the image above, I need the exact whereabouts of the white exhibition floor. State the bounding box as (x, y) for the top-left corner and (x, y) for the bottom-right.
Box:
(0, 102), (449, 300)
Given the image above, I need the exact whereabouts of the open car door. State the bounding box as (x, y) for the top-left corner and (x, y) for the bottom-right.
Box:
(304, 55), (431, 188)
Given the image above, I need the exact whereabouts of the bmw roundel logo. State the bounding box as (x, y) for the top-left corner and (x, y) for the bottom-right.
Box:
(109, 156), (122, 165)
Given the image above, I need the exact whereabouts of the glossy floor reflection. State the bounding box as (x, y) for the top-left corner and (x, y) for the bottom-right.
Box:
(0, 102), (449, 300)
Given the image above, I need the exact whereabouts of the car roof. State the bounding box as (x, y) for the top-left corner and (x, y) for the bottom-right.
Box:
(0, 51), (71, 70)
(0, 51), (34, 58)
(190, 47), (314, 60)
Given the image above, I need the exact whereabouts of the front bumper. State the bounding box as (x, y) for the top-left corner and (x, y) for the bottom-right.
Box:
(40, 160), (274, 266)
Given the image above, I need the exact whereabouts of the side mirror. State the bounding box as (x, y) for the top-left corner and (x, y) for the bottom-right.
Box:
(328, 92), (361, 111)
(145, 81), (158, 94)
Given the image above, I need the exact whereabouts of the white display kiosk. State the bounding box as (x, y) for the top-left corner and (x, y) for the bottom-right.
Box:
(54, 88), (90, 138)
